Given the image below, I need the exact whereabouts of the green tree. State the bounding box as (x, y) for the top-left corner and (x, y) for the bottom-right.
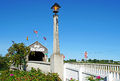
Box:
(6, 43), (31, 71)
(93, 59), (97, 63)
(0, 55), (9, 71)
(88, 59), (92, 63)
(64, 59), (77, 63)
(96, 59), (99, 63)
(110, 60), (113, 63)
(69, 59), (76, 62)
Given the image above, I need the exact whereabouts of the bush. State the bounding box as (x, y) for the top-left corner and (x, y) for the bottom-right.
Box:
(87, 75), (104, 81)
(0, 56), (9, 71)
(69, 78), (78, 81)
(0, 68), (61, 81)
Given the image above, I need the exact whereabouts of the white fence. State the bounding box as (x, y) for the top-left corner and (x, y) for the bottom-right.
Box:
(64, 63), (120, 81)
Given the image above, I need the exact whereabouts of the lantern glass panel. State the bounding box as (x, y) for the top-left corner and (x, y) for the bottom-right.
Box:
(54, 6), (59, 11)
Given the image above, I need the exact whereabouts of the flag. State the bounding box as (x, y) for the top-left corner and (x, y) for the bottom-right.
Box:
(64, 56), (65, 58)
(43, 37), (47, 40)
(34, 30), (38, 34)
(45, 53), (48, 55)
(84, 51), (88, 59)
(27, 36), (28, 40)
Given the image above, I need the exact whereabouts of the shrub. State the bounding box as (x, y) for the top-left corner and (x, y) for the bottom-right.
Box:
(87, 75), (104, 81)
(69, 78), (79, 81)
(0, 68), (61, 81)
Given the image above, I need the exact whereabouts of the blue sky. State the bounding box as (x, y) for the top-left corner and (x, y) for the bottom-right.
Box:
(0, 0), (120, 61)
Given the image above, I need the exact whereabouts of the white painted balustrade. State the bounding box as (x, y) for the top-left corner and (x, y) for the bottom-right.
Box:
(64, 63), (120, 81)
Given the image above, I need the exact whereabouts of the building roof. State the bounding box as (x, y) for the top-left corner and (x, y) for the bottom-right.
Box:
(28, 41), (48, 52)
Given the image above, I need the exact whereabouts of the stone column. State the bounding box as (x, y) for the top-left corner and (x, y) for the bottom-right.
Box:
(50, 14), (64, 80)
(53, 14), (60, 54)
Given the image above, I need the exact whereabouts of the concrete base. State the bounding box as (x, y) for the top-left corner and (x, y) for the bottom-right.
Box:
(50, 54), (64, 80)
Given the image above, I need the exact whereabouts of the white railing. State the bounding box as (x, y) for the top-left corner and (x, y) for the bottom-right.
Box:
(64, 63), (120, 81)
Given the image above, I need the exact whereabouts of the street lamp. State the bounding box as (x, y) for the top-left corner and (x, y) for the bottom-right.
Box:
(51, 3), (61, 14)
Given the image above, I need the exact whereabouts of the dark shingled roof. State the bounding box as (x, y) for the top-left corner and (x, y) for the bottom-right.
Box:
(51, 3), (61, 9)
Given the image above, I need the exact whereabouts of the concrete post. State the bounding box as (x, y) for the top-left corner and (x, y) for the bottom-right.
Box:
(50, 54), (64, 80)
(108, 72), (113, 81)
(50, 14), (64, 80)
(79, 65), (84, 81)
(53, 14), (60, 55)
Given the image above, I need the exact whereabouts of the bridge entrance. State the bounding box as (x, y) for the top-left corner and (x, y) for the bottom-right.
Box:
(28, 51), (45, 61)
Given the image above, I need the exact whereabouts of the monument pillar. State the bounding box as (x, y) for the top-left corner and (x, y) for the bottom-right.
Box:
(50, 3), (64, 80)
(53, 14), (60, 54)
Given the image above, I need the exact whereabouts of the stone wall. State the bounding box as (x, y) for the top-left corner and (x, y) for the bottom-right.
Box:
(26, 61), (50, 73)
